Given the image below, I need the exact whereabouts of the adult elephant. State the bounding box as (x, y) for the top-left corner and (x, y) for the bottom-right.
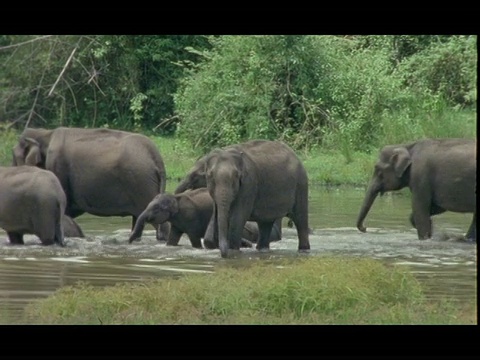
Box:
(176, 140), (310, 258)
(356, 138), (476, 241)
(0, 166), (66, 246)
(12, 127), (169, 241)
(128, 188), (282, 248)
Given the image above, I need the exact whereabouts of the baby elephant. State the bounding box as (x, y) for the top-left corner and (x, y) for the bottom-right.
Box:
(63, 215), (85, 238)
(0, 166), (66, 246)
(128, 188), (282, 248)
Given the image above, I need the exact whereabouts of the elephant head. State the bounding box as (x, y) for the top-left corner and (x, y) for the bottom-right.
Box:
(12, 128), (52, 167)
(357, 145), (411, 233)
(174, 155), (208, 194)
(12, 137), (44, 167)
(205, 149), (247, 257)
(129, 194), (178, 243)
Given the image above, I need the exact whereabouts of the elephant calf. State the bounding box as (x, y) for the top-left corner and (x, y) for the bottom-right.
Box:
(63, 215), (85, 238)
(128, 188), (282, 248)
(0, 166), (66, 246)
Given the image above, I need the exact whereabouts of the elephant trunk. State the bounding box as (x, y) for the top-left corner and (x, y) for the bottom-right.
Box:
(129, 212), (148, 243)
(356, 179), (380, 233)
(214, 188), (233, 258)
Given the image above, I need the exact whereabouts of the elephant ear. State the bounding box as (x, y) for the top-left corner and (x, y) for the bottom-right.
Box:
(12, 137), (42, 166)
(160, 195), (179, 215)
(390, 147), (411, 178)
(24, 138), (43, 166)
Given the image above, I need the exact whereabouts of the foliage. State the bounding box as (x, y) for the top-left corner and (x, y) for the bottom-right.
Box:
(0, 35), (211, 133)
(22, 256), (475, 325)
(0, 35), (476, 154)
(397, 35), (477, 106)
(0, 125), (17, 166)
(175, 35), (328, 152)
(174, 35), (476, 154)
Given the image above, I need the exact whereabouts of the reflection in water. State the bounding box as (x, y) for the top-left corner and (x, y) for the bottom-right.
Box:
(0, 186), (476, 323)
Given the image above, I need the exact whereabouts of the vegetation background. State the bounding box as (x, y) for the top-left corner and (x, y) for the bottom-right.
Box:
(0, 35), (476, 158)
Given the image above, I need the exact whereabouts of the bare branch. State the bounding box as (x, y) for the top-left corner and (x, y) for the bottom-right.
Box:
(25, 87), (41, 129)
(47, 47), (77, 97)
(0, 35), (55, 51)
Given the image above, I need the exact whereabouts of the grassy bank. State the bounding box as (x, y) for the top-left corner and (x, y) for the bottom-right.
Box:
(20, 257), (476, 325)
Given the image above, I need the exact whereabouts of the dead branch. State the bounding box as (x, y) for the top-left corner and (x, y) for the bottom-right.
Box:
(0, 35), (54, 51)
(153, 115), (179, 131)
(47, 47), (77, 97)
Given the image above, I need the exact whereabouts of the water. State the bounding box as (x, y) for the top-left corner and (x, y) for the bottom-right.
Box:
(0, 185), (476, 323)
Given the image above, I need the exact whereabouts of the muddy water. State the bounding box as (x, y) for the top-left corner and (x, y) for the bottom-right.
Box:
(0, 186), (476, 323)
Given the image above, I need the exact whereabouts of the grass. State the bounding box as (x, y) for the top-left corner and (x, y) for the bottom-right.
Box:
(20, 256), (476, 325)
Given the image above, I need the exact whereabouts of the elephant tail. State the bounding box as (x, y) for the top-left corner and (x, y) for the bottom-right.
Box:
(157, 167), (167, 193)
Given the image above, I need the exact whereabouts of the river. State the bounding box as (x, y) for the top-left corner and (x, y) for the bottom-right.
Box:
(0, 185), (476, 323)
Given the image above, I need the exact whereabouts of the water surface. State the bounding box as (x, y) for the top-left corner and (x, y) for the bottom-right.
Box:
(0, 186), (476, 323)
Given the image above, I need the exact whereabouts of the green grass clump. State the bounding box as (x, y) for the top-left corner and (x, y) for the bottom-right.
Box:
(149, 136), (200, 183)
(300, 150), (376, 186)
(0, 127), (18, 166)
(22, 257), (476, 325)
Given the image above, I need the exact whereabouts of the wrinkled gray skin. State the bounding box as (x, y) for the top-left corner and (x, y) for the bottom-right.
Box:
(177, 140), (310, 258)
(357, 138), (476, 241)
(63, 215), (85, 238)
(12, 127), (169, 241)
(128, 188), (282, 248)
(0, 166), (66, 246)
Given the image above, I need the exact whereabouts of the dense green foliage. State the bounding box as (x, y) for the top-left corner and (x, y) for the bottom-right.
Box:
(1, 35), (476, 153)
(175, 35), (476, 152)
(0, 35), (210, 134)
(21, 257), (475, 324)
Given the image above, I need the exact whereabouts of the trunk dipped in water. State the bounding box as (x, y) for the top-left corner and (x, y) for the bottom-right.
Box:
(129, 212), (148, 243)
(356, 178), (381, 233)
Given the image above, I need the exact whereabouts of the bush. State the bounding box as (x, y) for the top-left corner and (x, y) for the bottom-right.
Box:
(398, 35), (477, 106)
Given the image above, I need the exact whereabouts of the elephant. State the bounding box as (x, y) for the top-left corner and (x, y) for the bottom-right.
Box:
(128, 188), (282, 248)
(0, 166), (66, 246)
(356, 138), (476, 241)
(175, 140), (310, 258)
(12, 127), (169, 241)
(63, 215), (85, 238)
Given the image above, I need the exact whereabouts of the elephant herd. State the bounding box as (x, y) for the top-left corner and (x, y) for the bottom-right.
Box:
(0, 127), (476, 258)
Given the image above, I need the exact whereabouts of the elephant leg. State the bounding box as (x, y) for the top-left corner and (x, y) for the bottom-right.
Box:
(412, 197), (433, 240)
(465, 212), (476, 241)
(291, 197), (311, 251)
(256, 221), (274, 251)
(227, 203), (250, 251)
(410, 204), (446, 228)
(228, 217), (245, 251)
(7, 232), (24, 245)
(203, 214), (218, 249)
(188, 235), (203, 249)
(156, 222), (170, 242)
(166, 227), (183, 246)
